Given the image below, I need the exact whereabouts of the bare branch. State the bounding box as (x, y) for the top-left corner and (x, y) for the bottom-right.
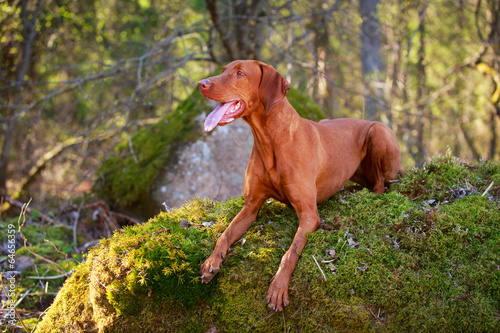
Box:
(4, 196), (57, 225)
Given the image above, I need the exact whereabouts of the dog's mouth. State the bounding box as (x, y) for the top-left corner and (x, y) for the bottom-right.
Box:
(204, 100), (245, 132)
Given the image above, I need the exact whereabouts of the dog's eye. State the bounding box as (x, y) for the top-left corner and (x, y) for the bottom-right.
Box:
(237, 70), (244, 76)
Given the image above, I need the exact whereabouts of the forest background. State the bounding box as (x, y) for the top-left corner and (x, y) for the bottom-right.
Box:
(1, 0), (500, 213)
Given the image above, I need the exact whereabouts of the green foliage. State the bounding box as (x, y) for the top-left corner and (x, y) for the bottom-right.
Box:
(0, 219), (81, 327)
(36, 157), (500, 332)
(94, 89), (207, 210)
(14, 222), (73, 260)
(287, 87), (326, 121)
(105, 214), (216, 313)
(94, 87), (326, 211)
(392, 156), (484, 201)
(31, 262), (94, 332)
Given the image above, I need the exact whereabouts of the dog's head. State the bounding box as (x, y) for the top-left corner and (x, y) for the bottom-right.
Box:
(198, 60), (290, 132)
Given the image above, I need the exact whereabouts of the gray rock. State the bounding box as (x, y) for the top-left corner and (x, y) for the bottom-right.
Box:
(151, 118), (252, 208)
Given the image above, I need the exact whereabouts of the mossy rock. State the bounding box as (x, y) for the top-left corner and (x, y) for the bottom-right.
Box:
(93, 87), (326, 217)
(37, 157), (500, 332)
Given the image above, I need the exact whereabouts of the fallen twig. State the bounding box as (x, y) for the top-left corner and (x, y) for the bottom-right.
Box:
(452, 294), (472, 301)
(321, 259), (335, 263)
(73, 202), (84, 253)
(482, 181), (494, 197)
(367, 306), (382, 323)
(25, 273), (72, 280)
(0, 308), (44, 314)
(110, 210), (140, 225)
(411, 195), (423, 201)
(82, 200), (140, 225)
(128, 134), (139, 164)
(44, 239), (76, 267)
(17, 200), (69, 275)
(4, 196), (57, 225)
(312, 255), (326, 280)
(13, 288), (31, 309)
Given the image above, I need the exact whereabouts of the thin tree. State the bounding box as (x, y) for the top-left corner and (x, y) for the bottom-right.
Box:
(359, 0), (387, 123)
(205, 0), (267, 61)
(0, 0), (43, 196)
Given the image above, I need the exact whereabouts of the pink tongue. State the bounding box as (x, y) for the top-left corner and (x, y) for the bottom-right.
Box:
(204, 102), (232, 132)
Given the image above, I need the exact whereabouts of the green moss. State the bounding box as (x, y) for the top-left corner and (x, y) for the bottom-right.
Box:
(34, 263), (95, 332)
(94, 88), (326, 212)
(287, 87), (326, 121)
(94, 89), (207, 211)
(37, 157), (500, 332)
(11, 223), (76, 270)
(392, 156), (485, 202)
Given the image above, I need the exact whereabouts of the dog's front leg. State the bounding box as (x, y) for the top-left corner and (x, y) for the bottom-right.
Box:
(200, 198), (265, 283)
(266, 204), (320, 312)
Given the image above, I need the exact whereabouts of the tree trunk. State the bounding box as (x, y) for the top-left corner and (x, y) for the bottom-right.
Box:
(0, 0), (43, 196)
(486, 0), (500, 157)
(205, 0), (236, 61)
(415, 4), (428, 167)
(205, 0), (267, 61)
(459, 122), (481, 160)
(490, 109), (497, 158)
(359, 0), (386, 122)
(312, 6), (331, 117)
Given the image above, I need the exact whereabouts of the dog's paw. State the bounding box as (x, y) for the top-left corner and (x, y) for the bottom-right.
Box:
(199, 253), (224, 283)
(266, 277), (289, 312)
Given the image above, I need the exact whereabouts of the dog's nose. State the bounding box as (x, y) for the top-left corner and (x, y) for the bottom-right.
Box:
(198, 79), (211, 90)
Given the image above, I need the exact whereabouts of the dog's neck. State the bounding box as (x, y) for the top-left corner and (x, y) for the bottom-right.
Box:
(244, 98), (301, 173)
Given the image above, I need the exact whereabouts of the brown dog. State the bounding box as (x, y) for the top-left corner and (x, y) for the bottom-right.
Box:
(198, 60), (400, 312)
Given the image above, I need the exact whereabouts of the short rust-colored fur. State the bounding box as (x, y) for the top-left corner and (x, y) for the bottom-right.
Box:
(198, 60), (401, 311)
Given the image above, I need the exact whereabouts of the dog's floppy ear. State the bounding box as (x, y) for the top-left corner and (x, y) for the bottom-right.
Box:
(258, 63), (290, 115)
